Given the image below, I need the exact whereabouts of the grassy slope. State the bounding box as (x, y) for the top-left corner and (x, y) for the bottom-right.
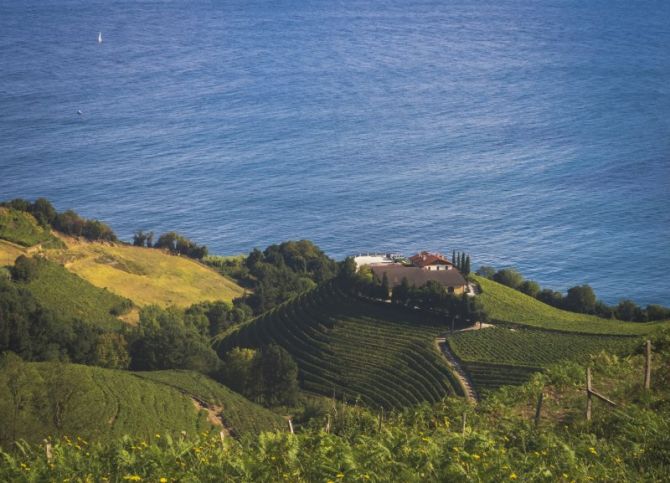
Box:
(216, 281), (463, 409)
(0, 362), (283, 444)
(16, 259), (132, 330)
(474, 275), (669, 335)
(0, 208), (62, 248)
(135, 371), (286, 435)
(47, 237), (245, 308)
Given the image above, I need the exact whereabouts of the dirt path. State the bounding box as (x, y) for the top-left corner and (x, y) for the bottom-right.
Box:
(435, 337), (478, 403)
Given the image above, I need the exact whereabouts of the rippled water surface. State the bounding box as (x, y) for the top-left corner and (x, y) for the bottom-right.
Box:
(1, 0), (669, 304)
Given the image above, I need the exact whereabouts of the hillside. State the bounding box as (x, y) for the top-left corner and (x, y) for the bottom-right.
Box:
(216, 280), (464, 409)
(0, 360), (285, 447)
(0, 208), (63, 249)
(0, 240), (26, 267)
(14, 258), (133, 329)
(4, 339), (669, 481)
(446, 326), (642, 393)
(474, 275), (669, 335)
(45, 236), (245, 308)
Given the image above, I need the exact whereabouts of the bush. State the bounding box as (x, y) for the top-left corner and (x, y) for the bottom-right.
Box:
(10, 255), (40, 282)
(492, 268), (524, 289)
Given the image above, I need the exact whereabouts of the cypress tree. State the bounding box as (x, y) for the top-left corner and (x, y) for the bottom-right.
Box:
(464, 255), (471, 276)
(452, 250), (456, 265)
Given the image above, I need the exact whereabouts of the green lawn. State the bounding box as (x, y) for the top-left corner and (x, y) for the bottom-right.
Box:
(474, 275), (669, 335)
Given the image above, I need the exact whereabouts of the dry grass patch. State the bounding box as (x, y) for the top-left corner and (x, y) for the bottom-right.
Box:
(48, 236), (245, 308)
(0, 240), (26, 266)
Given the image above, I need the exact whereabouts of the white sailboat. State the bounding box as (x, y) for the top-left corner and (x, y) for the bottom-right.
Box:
(98, 32), (103, 43)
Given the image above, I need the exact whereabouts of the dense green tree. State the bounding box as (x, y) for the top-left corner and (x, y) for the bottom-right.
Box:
(392, 277), (411, 305)
(615, 300), (638, 321)
(492, 268), (524, 289)
(564, 285), (597, 314)
(475, 266), (496, 278)
(218, 347), (257, 396)
(28, 198), (57, 227)
(537, 288), (564, 308)
(94, 333), (130, 369)
(518, 280), (541, 298)
(10, 255), (40, 282)
(252, 344), (299, 407)
(464, 256), (471, 276)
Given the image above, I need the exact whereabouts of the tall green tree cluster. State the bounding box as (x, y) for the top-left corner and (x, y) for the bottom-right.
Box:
(235, 241), (338, 314)
(218, 344), (299, 407)
(152, 231), (208, 259)
(452, 251), (471, 276)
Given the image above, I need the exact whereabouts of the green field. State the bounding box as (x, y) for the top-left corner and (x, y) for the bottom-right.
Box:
(474, 275), (669, 335)
(0, 361), (285, 447)
(216, 281), (463, 409)
(16, 258), (132, 329)
(0, 208), (63, 249)
(447, 326), (642, 393)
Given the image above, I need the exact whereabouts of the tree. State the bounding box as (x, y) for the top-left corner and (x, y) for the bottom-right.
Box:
(475, 266), (496, 278)
(218, 347), (257, 396)
(392, 277), (411, 305)
(253, 345), (299, 407)
(29, 198), (57, 227)
(564, 285), (597, 314)
(463, 256), (471, 276)
(11, 255), (40, 282)
(615, 300), (638, 321)
(519, 280), (541, 299)
(492, 268), (524, 289)
(380, 273), (390, 300)
(537, 288), (563, 308)
(94, 333), (130, 369)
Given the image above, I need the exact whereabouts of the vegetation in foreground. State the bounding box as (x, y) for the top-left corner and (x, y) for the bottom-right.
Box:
(2, 334), (669, 482)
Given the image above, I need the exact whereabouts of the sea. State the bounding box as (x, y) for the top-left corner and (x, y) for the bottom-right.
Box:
(1, 0), (669, 306)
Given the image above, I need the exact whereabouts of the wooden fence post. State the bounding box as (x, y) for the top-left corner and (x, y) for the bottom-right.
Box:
(219, 430), (226, 449)
(288, 418), (294, 434)
(44, 439), (52, 463)
(325, 414), (331, 433)
(461, 412), (467, 436)
(644, 339), (652, 390)
(586, 367), (592, 422)
(534, 392), (544, 427)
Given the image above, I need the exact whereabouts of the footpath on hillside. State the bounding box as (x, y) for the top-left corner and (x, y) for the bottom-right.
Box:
(435, 337), (478, 403)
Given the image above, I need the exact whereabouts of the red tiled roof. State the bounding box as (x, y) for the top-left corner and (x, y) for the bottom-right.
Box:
(409, 251), (453, 268)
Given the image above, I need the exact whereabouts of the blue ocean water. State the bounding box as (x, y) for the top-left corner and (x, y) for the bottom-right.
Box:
(1, 0), (669, 305)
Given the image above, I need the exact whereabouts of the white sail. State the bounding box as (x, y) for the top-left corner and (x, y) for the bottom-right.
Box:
(98, 32), (102, 43)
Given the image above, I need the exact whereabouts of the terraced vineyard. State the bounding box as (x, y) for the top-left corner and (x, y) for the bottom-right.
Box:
(447, 327), (641, 393)
(135, 371), (286, 435)
(216, 281), (463, 408)
(0, 362), (284, 445)
(474, 276), (670, 335)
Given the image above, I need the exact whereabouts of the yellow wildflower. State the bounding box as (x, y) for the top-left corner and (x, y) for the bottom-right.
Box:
(122, 476), (141, 481)
(589, 447), (598, 455)
(510, 473), (518, 480)
(159, 479), (168, 483)
(472, 454), (481, 460)
(336, 473), (345, 479)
